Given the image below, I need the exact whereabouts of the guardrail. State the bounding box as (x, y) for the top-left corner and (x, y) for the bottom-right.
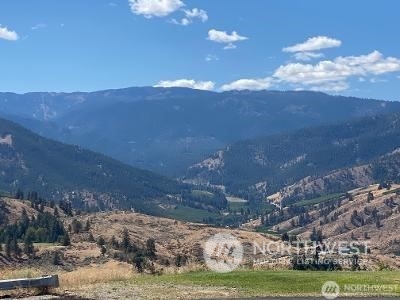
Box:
(0, 275), (59, 291)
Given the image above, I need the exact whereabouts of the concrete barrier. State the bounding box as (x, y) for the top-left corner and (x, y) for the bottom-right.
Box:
(0, 275), (59, 291)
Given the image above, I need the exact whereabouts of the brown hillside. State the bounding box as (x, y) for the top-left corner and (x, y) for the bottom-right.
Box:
(277, 184), (400, 269)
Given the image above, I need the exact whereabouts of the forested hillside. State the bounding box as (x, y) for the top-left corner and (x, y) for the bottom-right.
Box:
(2, 88), (399, 175)
(0, 118), (226, 216)
(186, 112), (400, 200)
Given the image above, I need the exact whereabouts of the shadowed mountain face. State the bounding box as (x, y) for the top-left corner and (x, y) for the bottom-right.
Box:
(0, 117), (185, 212)
(1, 87), (400, 176)
(185, 112), (400, 200)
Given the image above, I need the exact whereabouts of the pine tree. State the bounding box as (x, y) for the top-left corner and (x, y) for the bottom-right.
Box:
(11, 238), (22, 257)
(134, 254), (144, 273)
(15, 189), (24, 200)
(97, 236), (106, 247)
(62, 232), (71, 246)
(53, 251), (62, 265)
(121, 228), (131, 252)
(85, 220), (91, 231)
(146, 238), (157, 260)
(100, 245), (107, 256)
(23, 227), (36, 258)
(110, 235), (119, 249)
(5, 239), (11, 257)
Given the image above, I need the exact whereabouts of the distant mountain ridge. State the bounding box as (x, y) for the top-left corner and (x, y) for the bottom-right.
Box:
(185, 111), (400, 200)
(1, 88), (400, 176)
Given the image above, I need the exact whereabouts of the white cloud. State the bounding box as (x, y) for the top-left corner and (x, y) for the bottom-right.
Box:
(309, 81), (349, 92)
(170, 18), (190, 25)
(220, 78), (274, 91)
(0, 25), (19, 41)
(221, 50), (400, 93)
(283, 36), (342, 53)
(223, 43), (237, 50)
(171, 8), (207, 26)
(207, 29), (248, 49)
(205, 54), (218, 62)
(369, 77), (387, 83)
(208, 29), (248, 43)
(274, 51), (400, 89)
(129, 0), (184, 18)
(293, 52), (324, 61)
(184, 8), (208, 22)
(31, 24), (47, 30)
(155, 79), (215, 90)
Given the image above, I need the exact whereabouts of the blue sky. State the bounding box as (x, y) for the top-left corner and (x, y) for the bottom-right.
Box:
(1, 0), (400, 100)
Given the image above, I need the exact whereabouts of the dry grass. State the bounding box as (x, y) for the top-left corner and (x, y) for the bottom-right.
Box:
(0, 267), (43, 279)
(59, 260), (134, 289)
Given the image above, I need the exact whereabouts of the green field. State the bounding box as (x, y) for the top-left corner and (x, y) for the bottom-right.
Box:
(161, 205), (219, 222)
(383, 188), (400, 195)
(131, 270), (400, 297)
(191, 189), (214, 198)
(228, 201), (248, 211)
(295, 193), (345, 207)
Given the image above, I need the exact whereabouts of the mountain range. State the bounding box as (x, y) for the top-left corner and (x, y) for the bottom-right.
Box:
(1, 88), (400, 176)
(3, 87), (400, 225)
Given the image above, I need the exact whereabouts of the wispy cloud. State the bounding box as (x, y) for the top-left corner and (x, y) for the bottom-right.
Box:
(223, 43), (237, 50)
(184, 8), (208, 22)
(155, 79), (215, 90)
(207, 29), (248, 50)
(283, 36), (341, 62)
(171, 8), (208, 25)
(283, 36), (342, 53)
(0, 25), (19, 41)
(205, 54), (218, 62)
(293, 52), (324, 61)
(31, 23), (47, 30)
(221, 78), (274, 91)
